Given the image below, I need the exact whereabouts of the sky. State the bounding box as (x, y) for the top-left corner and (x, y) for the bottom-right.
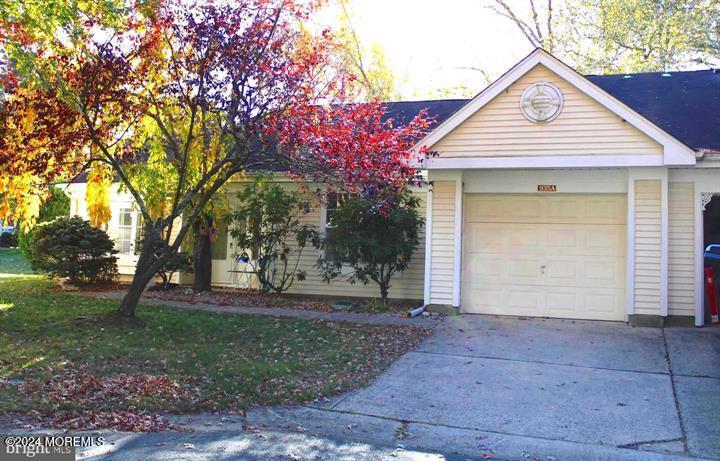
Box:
(314, 0), (537, 100)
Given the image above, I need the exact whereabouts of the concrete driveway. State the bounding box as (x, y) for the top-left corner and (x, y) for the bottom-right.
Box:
(70, 315), (720, 460)
(313, 316), (720, 459)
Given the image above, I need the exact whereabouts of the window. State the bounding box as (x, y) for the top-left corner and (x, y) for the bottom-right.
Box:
(324, 192), (347, 261)
(211, 222), (228, 260)
(116, 207), (143, 255)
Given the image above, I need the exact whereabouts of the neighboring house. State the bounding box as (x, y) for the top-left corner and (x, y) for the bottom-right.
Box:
(67, 48), (720, 327)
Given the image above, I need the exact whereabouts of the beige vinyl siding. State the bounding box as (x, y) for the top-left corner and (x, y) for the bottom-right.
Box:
(429, 181), (456, 305)
(668, 182), (695, 316)
(634, 180), (662, 315)
(272, 185), (426, 301)
(432, 64), (662, 157)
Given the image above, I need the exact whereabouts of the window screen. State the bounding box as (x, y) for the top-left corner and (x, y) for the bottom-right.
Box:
(211, 222), (228, 260)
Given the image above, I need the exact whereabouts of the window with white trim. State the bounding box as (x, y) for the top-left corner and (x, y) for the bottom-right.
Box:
(116, 207), (143, 255)
(324, 191), (348, 261)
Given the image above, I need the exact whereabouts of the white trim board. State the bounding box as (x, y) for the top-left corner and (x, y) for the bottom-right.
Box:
(452, 174), (463, 307)
(626, 174), (636, 316)
(423, 185), (433, 306)
(417, 48), (696, 167)
(695, 192), (705, 326)
(660, 171), (669, 317)
(425, 155), (668, 170)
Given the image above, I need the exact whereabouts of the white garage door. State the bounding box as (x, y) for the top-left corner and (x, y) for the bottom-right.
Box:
(462, 194), (627, 321)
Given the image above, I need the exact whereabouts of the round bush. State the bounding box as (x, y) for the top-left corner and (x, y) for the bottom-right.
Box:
(28, 216), (118, 285)
(19, 186), (71, 263)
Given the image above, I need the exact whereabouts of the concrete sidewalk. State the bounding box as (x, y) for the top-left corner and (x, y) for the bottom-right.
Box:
(79, 290), (442, 328)
(65, 409), (710, 461)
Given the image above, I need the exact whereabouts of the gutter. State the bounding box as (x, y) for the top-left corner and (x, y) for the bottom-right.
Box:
(696, 149), (720, 161)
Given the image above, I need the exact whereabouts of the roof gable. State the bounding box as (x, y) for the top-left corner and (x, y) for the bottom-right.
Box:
(417, 48), (697, 167)
(431, 63), (663, 158)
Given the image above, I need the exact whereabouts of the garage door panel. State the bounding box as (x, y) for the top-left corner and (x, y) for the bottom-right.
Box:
(545, 289), (578, 314)
(546, 261), (577, 281)
(465, 223), (544, 254)
(546, 197), (587, 220)
(467, 260), (624, 289)
(546, 228), (579, 249)
(465, 255), (507, 278)
(466, 224), (625, 257)
(583, 260), (622, 284)
(465, 194), (626, 225)
(585, 197), (627, 223)
(463, 287), (510, 315)
(462, 194), (627, 321)
(508, 288), (542, 311)
(509, 260), (544, 279)
(463, 223), (508, 252)
(586, 228), (625, 254)
(585, 292), (621, 315)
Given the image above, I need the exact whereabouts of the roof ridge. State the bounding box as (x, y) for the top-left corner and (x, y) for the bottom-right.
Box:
(383, 98), (470, 104)
(584, 68), (718, 78)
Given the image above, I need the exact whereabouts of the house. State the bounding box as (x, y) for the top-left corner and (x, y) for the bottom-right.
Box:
(66, 48), (720, 327)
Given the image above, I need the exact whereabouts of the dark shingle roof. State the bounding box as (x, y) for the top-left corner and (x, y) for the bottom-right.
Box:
(383, 99), (469, 129)
(586, 69), (720, 152)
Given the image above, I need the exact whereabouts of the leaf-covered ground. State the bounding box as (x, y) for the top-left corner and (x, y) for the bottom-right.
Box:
(143, 286), (418, 314)
(0, 273), (432, 432)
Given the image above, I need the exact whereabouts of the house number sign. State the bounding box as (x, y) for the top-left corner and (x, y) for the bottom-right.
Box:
(537, 184), (557, 192)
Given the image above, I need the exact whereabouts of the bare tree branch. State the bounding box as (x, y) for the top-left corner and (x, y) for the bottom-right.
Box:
(492, 0), (543, 47)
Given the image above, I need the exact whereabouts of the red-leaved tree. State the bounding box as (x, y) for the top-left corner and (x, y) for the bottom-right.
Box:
(272, 102), (431, 200)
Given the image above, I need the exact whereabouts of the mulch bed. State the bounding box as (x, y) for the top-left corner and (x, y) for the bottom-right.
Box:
(142, 287), (337, 312)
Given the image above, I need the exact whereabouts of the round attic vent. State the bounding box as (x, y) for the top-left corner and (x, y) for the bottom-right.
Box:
(520, 81), (564, 123)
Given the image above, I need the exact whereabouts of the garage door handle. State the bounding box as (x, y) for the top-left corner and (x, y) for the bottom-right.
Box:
(540, 265), (546, 274)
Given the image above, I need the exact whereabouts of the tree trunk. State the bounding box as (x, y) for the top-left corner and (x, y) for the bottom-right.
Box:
(193, 218), (213, 292)
(380, 284), (389, 306)
(118, 239), (157, 317)
(119, 269), (156, 317)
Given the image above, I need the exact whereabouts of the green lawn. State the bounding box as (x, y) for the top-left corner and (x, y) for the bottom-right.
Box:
(0, 249), (34, 275)
(0, 262), (430, 431)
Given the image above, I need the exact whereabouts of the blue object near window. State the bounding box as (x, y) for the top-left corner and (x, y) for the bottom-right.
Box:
(704, 244), (720, 263)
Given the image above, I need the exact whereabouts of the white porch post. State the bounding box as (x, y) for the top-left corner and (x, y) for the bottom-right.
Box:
(626, 171), (636, 317)
(423, 184), (433, 306)
(452, 173), (463, 307)
(695, 192), (708, 327)
(660, 170), (669, 317)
